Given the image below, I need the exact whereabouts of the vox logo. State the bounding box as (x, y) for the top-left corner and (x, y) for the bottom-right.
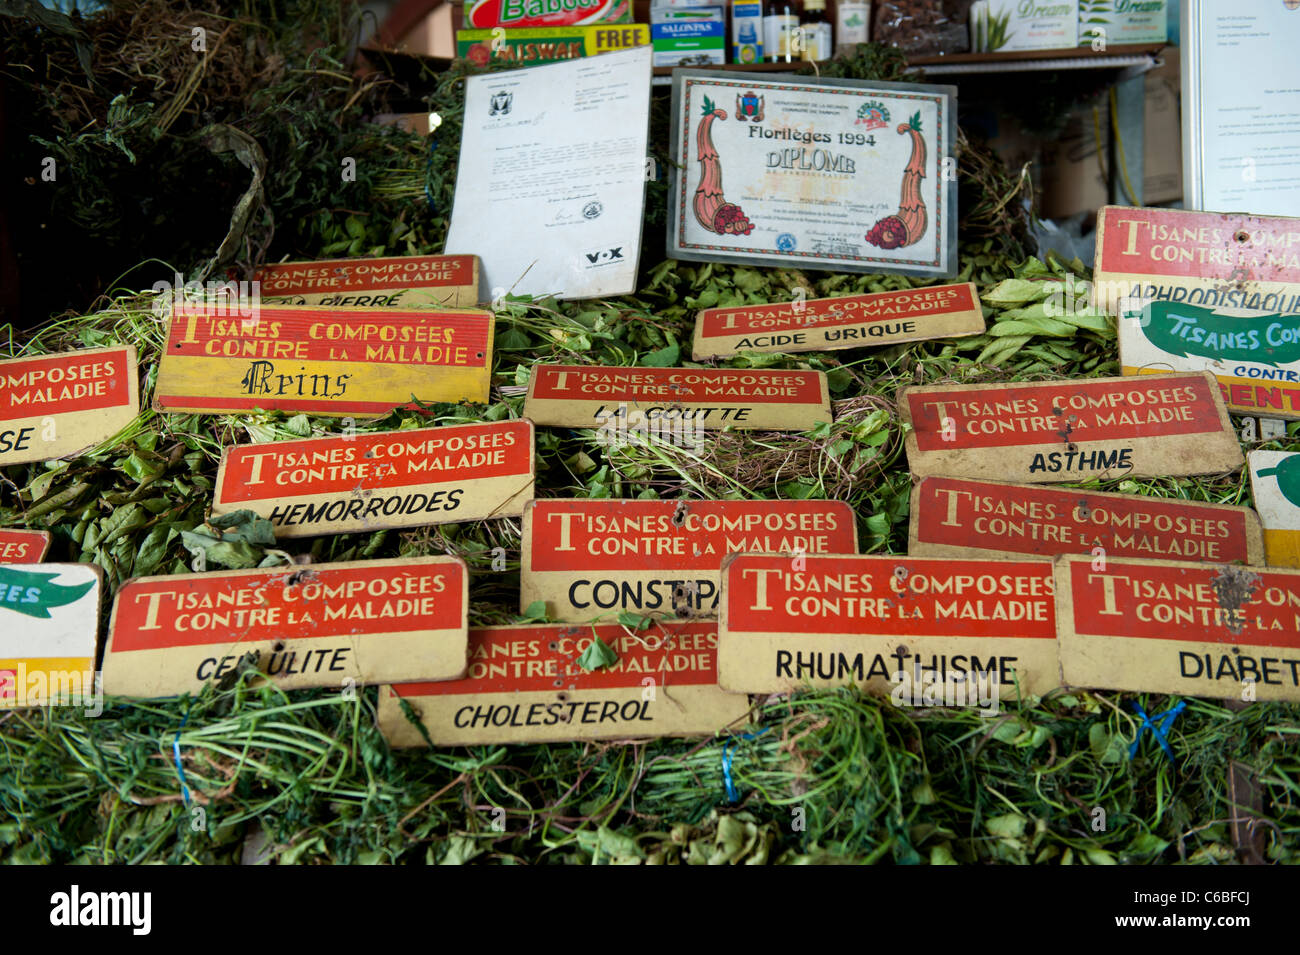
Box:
(585, 247), (624, 264)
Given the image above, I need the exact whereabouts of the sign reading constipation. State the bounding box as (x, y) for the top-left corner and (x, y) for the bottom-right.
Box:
(522, 498), (857, 622)
(1056, 555), (1300, 702)
(378, 621), (749, 746)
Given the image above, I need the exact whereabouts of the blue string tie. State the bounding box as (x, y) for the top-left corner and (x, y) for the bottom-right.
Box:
(173, 712), (192, 806)
(1128, 700), (1185, 763)
(721, 728), (770, 803)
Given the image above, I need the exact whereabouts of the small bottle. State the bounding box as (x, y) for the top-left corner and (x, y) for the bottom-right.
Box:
(733, 0), (765, 63)
(799, 0), (832, 60)
(764, 0), (801, 62)
(835, 0), (870, 56)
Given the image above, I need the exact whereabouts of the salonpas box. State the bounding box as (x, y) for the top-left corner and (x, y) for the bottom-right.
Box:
(972, 0), (1078, 52)
(1078, 0), (1165, 47)
(651, 7), (726, 66)
(458, 25), (649, 65)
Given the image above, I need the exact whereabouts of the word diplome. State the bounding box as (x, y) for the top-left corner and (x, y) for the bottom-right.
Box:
(718, 553), (1060, 697)
(102, 557), (468, 697)
(212, 419), (534, 538)
(692, 282), (985, 359)
(0, 345), (139, 467)
(1056, 556), (1300, 702)
(254, 253), (480, 308)
(0, 564), (101, 709)
(378, 621), (749, 746)
(153, 302), (493, 418)
(523, 364), (832, 430)
(0, 529), (52, 564)
(910, 476), (1264, 564)
(899, 371), (1242, 483)
(522, 498), (857, 622)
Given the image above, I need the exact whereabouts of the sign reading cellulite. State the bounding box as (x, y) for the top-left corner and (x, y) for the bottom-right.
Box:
(0, 530), (52, 564)
(254, 254), (480, 308)
(692, 283), (985, 359)
(899, 371), (1242, 483)
(718, 553), (1059, 697)
(212, 420), (534, 538)
(154, 304), (493, 417)
(1, 346), (139, 467)
(910, 476), (1264, 565)
(0, 564), (101, 709)
(1056, 555), (1300, 702)
(523, 364), (832, 431)
(103, 557), (468, 697)
(378, 621), (749, 746)
(522, 498), (856, 622)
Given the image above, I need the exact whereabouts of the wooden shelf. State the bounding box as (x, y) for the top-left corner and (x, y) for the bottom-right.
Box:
(909, 43), (1167, 74)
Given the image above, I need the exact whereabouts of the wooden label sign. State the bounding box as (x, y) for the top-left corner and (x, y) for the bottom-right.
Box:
(1248, 451), (1300, 568)
(522, 498), (856, 622)
(378, 621), (750, 746)
(899, 371), (1242, 483)
(1, 346), (139, 466)
(254, 254), (480, 309)
(0, 564), (101, 708)
(1056, 555), (1300, 702)
(154, 303), (493, 418)
(692, 283), (985, 359)
(718, 553), (1059, 698)
(212, 420), (534, 538)
(910, 476), (1264, 565)
(103, 557), (468, 697)
(0, 529), (52, 564)
(524, 364), (831, 431)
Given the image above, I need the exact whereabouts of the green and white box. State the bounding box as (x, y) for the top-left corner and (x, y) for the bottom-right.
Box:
(1078, 0), (1165, 47)
(972, 0), (1078, 52)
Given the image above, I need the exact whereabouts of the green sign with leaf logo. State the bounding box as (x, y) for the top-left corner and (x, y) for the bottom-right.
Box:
(0, 568), (95, 619)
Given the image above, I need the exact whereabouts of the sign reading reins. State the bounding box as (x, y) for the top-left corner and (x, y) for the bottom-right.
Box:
(692, 283), (985, 359)
(254, 254), (480, 309)
(103, 557), (468, 697)
(910, 476), (1264, 565)
(154, 303), (493, 417)
(0, 564), (101, 709)
(718, 553), (1060, 698)
(212, 420), (535, 538)
(0, 529), (52, 564)
(1056, 555), (1300, 702)
(1248, 450), (1300, 568)
(522, 498), (857, 622)
(0, 346), (139, 467)
(378, 620), (749, 746)
(899, 371), (1242, 483)
(523, 364), (832, 431)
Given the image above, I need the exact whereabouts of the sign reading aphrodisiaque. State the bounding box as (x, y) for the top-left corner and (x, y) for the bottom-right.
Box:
(254, 254), (480, 309)
(521, 498), (857, 622)
(153, 303), (493, 417)
(211, 420), (534, 538)
(910, 476), (1264, 565)
(1056, 555), (1300, 702)
(1249, 451), (1300, 568)
(691, 282), (985, 359)
(0, 564), (101, 709)
(378, 621), (749, 746)
(0, 346), (139, 467)
(0, 530), (52, 564)
(898, 371), (1242, 483)
(717, 553), (1059, 698)
(523, 364), (832, 431)
(1093, 205), (1300, 418)
(102, 557), (468, 697)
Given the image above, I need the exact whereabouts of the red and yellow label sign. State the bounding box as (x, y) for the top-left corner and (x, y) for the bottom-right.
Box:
(212, 420), (534, 538)
(0, 530), (52, 564)
(378, 621), (749, 745)
(522, 498), (857, 622)
(254, 254), (480, 308)
(524, 364), (831, 430)
(103, 557), (468, 697)
(899, 371), (1242, 483)
(719, 553), (1060, 697)
(0, 346), (139, 466)
(1056, 555), (1300, 701)
(692, 283), (985, 359)
(910, 476), (1264, 565)
(153, 304), (493, 417)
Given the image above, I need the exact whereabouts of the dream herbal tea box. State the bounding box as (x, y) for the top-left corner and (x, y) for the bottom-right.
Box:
(973, 0), (1078, 52)
(1078, 0), (1166, 47)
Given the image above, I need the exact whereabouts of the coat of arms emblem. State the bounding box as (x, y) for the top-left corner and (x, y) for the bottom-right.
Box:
(735, 91), (764, 122)
(489, 91), (513, 116)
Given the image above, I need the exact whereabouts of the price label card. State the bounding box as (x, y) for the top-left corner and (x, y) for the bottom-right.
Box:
(254, 254), (480, 309)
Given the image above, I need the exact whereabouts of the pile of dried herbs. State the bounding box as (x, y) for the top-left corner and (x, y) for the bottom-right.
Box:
(1, 0), (1297, 865)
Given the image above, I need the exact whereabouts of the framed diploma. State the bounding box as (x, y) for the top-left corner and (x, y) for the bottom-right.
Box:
(667, 71), (958, 278)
